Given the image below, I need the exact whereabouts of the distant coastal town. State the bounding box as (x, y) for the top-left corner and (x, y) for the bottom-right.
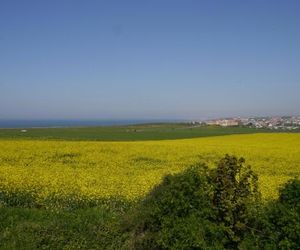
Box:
(196, 116), (300, 130)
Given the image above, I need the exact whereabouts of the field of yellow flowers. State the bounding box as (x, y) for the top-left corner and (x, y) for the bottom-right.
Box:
(0, 133), (299, 208)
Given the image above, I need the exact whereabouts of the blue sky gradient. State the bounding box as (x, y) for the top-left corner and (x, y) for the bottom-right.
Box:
(1, 0), (300, 119)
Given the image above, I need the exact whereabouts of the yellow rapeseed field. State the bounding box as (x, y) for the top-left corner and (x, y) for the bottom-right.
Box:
(0, 133), (299, 205)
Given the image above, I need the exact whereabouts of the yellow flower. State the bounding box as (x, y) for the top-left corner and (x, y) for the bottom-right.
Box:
(0, 133), (299, 207)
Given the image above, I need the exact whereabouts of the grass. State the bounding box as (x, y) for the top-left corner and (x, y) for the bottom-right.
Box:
(0, 205), (128, 250)
(0, 124), (270, 141)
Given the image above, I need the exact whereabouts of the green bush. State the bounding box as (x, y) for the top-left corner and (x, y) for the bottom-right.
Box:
(279, 179), (300, 209)
(123, 165), (216, 249)
(240, 178), (300, 249)
(123, 155), (261, 249)
(271, 179), (300, 248)
(210, 155), (260, 247)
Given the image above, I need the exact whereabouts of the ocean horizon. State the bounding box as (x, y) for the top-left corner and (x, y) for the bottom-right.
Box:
(0, 119), (186, 129)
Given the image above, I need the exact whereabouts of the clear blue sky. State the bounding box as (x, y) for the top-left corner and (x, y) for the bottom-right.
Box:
(1, 0), (300, 120)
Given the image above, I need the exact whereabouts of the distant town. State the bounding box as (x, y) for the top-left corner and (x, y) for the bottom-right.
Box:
(194, 116), (300, 130)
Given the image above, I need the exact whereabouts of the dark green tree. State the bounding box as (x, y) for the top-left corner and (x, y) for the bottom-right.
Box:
(123, 155), (261, 249)
(211, 155), (260, 246)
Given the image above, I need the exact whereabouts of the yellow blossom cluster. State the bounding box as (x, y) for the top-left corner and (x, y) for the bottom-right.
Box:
(0, 133), (299, 207)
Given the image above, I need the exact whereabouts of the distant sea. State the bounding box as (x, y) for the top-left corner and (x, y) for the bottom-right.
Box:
(0, 119), (184, 129)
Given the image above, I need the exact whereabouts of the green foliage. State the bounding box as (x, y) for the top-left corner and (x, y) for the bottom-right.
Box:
(279, 179), (300, 209)
(124, 155), (261, 249)
(264, 202), (300, 249)
(123, 165), (223, 249)
(240, 179), (300, 249)
(211, 155), (260, 246)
